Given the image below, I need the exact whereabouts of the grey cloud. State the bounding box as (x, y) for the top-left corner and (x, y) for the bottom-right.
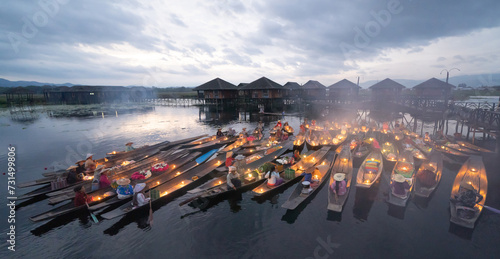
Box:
(437, 57), (446, 62)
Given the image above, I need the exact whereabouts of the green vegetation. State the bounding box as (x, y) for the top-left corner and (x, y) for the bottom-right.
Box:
(154, 87), (197, 99)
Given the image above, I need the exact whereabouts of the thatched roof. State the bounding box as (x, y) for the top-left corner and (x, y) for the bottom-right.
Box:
(302, 80), (326, 89)
(283, 82), (301, 89)
(328, 79), (360, 89)
(369, 78), (405, 90)
(240, 77), (283, 90)
(413, 78), (456, 90)
(193, 77), (238, 91)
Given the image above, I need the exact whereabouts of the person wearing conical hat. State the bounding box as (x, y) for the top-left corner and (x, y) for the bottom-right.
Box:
(216, 128), (224, 137)
(330, 173), (347, 195)
(225, 151), (234, 168)
(227, 166), (241, 190)
(132, 183), (150, 208)
(391, 174), (410, 196)
(116, 178), (134, 199)
(66, 165), (82, 185)
(84, 153), (96, 172)
(451, 182), (483, 209)
(125, 142), (135, 152)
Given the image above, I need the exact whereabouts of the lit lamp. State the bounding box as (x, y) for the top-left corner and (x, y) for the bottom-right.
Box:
(245, 173), (255, 181)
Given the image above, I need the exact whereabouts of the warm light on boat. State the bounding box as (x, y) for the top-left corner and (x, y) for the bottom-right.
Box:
(97, 196), (101, 200)
(470, 168), (476, 172)
(218, 181), (222, 184)
(321, 162), (325, 165)
(259, 188), (264, 193)
(385, 142), (390, 145)
(176, 172), (180, 175)
(172, 165), (175, 168)
(157, 181), (160, 185)
(104, 158), (108, 162)
(112, 151), (116, 154)
(342, 158), (347, 162)
(181, 181), (185, 185)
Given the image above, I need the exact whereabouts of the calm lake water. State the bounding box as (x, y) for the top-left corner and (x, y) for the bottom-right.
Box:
(0, 105), (499, 259)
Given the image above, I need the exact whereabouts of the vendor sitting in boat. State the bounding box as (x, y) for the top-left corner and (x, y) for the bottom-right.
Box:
(227, 166), (241, 190)
(84, 153), (96, 173)
(391, 174), (410, 196)
(91, 165), (105, 191)
(132, 183), (150, 208)
(265, 165), (284, 187)
(299, 124), (306, 134)
(282, 132), (289, 141)
(293, 150), (301, 162)
(66, 165), (83, 185)
(125, 142), (135, 152)
(116, 178), (134, 199)
(240, 128), (248, 138)
(258, 121), (264, 130)
(275, 120), (282, 129)
(227, 127), (236, 136)
(451, 182), (483, 209)
(225, 151), (234, 168)
(331, 173), (347, 196)
(416, 167), (437, 188)
(74, 185), (93, 207)
(99, 168), (112, 189)
(216, 128), (224, 137)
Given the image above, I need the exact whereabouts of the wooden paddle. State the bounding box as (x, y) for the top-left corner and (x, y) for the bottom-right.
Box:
(148, 199), (153, 226)
(85, 201), (99, 223)
(477, 204), (500, 214)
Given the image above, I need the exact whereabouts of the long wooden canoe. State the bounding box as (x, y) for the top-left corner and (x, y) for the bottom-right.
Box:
(450, 156), (488, 228)
(293, 134), (305, 151)
(327, 145), (353, 212)
(252, 146), (331, 197)
(456, 141), (493, 153)
(356, 150), (383, 189)
(281, 153), (335, 210)
(388, 150), (416, 207)
(414, 151), (443, 198)
(381, 141), (399, 170)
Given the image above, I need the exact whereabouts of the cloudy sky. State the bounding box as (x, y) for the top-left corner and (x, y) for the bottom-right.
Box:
(1, 0), (499, 87)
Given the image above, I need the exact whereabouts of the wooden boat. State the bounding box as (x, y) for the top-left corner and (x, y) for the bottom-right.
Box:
(219, 138), (246, 153)
(18, 176), (57, 188)
(327, 145), (353, 212)
(283, 125), (294, 135)
(388, 151), (416, 206)
(353, 143), (371, 168)
(182, 143), (294, 205)
(318, 130), (334, 146)
(456, 141), (493, 153)
(281, 152), (335, 210)
(411, 139), (433, 156)
(449, 156), (488, 228)
(186, 136), (236, 151)
(305, 133), (321, 151)
(241, 138), (267, 148)
(99, 153), (231, 220)
(435, 144), (469, 162)
(184, 135), (217, 146)
(252, 146), (331, 196)
(293, 134), (306, 151)
(355, 151), (383, 188)
(237, 145), (272, 156)
(381, 141), (399, 170)
(414, 151), (443, 197)
(445, 143), (481, 156)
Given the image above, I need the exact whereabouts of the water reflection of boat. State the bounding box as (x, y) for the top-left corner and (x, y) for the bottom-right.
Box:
(449, 156), (487, 229)
(353, 181), (380, 221)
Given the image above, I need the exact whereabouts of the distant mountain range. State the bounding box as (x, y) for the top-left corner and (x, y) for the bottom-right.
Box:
(359, 73), (500, 88)
(0, 78), (75, 87)
(1, 72), (499, 89)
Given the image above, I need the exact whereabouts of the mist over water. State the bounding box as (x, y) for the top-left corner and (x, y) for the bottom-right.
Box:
(0, 105), (499, 259)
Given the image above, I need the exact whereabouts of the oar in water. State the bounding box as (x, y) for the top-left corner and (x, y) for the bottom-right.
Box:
(148, 199), (153, 226)
(477, 204), (500, 214)
(85, 202), (99, 223)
